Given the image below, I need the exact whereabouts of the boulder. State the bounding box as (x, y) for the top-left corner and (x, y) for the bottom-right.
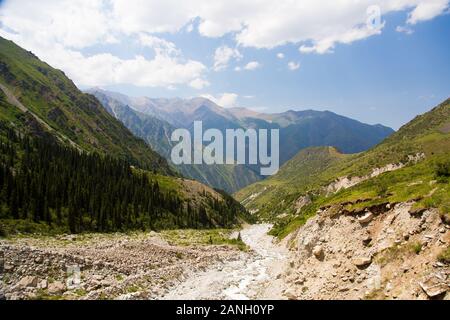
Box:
(17, 276), (38, 288)
(362, 234), (372, 246)
(352, 256), (372, 268)
(283, 288), (298, 300)
(312, 246), (324, 260)
(358, 212), (374, 224)
(48, 281), (66, 295)
(419, 273), (449, 298)
(38, 279), (48, 289)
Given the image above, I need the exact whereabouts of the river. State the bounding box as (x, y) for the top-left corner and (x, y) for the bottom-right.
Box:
(161, 224), (288, 300)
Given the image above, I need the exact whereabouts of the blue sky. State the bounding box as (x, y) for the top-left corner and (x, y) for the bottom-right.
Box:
(0, 0), (449, 129)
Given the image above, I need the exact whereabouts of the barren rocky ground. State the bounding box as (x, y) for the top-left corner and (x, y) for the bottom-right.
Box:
(0, 231), (244, 300)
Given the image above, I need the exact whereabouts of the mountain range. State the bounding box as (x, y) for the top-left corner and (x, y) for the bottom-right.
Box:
(89, 88), (394, 192)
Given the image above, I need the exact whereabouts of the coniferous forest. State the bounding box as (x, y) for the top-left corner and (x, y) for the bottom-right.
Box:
(0, 122), (246, 234)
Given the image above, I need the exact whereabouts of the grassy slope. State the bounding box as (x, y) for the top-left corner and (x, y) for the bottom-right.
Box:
(234, 146), (349, 218)
(0, 37), (171, 174)
(236, 99), (450, 238)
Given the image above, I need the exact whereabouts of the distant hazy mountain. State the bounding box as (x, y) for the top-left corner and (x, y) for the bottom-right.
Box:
(89, 89), (394, 192)
(89, 89), (261, 193)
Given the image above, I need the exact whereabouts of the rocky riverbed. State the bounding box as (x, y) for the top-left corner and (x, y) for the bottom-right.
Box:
(0, 231), (243, 300)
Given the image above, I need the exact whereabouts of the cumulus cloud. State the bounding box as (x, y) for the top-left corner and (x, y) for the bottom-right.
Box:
(244, 61), (261, 71)
(138, 34), (179, 56)
(407, 0), (449, 24)
(288, 61), (301, 71)
(0, 0), (448, 88)
(277, 53), (285, 59)
(213, 45), (242, 71)
(201, 93), (239, 108)
(0, 0), (208, 89)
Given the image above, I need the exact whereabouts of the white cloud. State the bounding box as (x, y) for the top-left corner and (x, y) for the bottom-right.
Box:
(407, 0), (449, 24)
(244, 61), (261, 71)
(213, 45), (242, 71)
(138, 34), (179, 56)
(277, 53), (285, 59)
(201, 93), (239, 108)
(288, 61), (301, 71)
(396, 26), (414, 34)
(189, 78), (210, 89)
(0, 0), (208, 89)
(0, 0), (448, 89)
(0, 28), (208, 89)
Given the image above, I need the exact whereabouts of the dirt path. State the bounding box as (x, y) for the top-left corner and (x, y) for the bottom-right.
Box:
(161, 224), (288, 300)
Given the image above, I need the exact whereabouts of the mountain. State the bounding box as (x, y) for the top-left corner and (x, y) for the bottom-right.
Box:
(236, 98), (450, 237)
(89, 89), (261, 193)
(0, 37), (251, 234)
(0, 36), (170, 174)
(90, 89), (394, 192)
(232, 109), (395, 164)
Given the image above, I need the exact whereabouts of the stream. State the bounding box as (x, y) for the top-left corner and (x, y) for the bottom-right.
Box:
(161, 224), (288, 300)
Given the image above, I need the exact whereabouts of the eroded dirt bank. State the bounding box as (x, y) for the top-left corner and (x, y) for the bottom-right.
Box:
(281, 202), (449, 300)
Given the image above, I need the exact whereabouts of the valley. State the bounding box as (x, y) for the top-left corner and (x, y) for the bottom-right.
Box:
(0, 35), (448, 301)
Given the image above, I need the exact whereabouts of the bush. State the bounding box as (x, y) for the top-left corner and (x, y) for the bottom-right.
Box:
(0, 223), (7, 238)
(435, 159), (450, 178)
(438, 247), (450, 264)
(411, 242), (422, 255)
(374, 180), (389, 196)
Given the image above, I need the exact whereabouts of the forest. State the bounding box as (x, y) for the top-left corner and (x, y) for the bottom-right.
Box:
(0, 121), (245, 234)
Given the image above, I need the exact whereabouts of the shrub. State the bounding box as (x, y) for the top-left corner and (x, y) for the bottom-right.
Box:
(0, 223), (7, 238)
(435, 159), (450, 178)
(411, 242), (422, 255)
(438, 247), (450, 264)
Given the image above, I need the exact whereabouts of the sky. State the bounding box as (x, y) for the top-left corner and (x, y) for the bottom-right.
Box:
(0, 0), (449, 129)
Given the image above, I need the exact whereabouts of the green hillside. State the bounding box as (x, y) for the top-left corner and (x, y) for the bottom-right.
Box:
(0, 36), (171, 174)
(236, 99), (450, 238)
(235, 146), (349, 218)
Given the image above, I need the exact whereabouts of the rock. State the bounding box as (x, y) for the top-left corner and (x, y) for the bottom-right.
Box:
(3, 263), (14, 272)
(284, 288), (298, 300)
(312, 246), (324, 260)
(358, 212), (374, 224)
(352, 256), (372, 268)
(38, 279), (48, 289)
(48, 281), (66, 295)
(419, 273), (448, 298)
(338, 286), (350, 292)
(362, 234), (372, 245)
(34, 256), (43, 264)
(17, 276), (38, 288)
